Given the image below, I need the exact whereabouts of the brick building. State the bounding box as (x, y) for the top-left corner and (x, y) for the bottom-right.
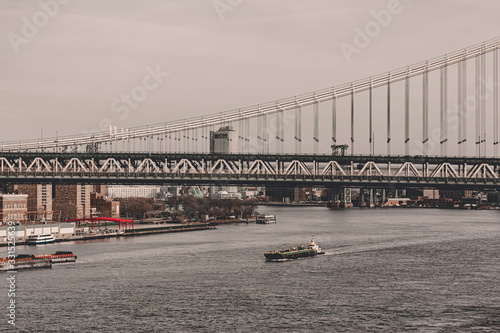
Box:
(0, 194), (28, 223)
(53, 184), (93, 219)
(90, 193), (120, 218)
(7, 184), (53, 221)
(440, 189), (474, 201)
(294, 187), (314, 202)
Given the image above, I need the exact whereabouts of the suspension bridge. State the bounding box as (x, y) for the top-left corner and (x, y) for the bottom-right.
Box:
(1, 38), (499, 196)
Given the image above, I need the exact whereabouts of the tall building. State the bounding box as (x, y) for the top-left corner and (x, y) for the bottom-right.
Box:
(209, 126), (238, 197)
(53, 184), (93, 219)
(0, 194), (28, 223)
(93, 185), (107, 196)
(7, 184), (53, 221)
(210, 126), (237, 154)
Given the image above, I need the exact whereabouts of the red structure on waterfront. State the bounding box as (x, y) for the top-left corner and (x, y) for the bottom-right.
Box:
(65, 217), (134, 230)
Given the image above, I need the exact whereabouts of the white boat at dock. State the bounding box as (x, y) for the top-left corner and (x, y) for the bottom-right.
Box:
(26, 234), (55, 245)
(256, 215), (277, 224)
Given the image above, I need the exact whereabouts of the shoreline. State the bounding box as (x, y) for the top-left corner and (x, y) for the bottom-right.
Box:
(0, 224), (216, 247)
(259, 202), (327, 207)
(258, 202), (499, 210)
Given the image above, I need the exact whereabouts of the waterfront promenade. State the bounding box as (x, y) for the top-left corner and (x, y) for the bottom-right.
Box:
(0, 222), (216, 247)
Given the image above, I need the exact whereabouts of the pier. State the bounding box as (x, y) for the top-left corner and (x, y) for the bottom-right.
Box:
(0, 223), (216, 247)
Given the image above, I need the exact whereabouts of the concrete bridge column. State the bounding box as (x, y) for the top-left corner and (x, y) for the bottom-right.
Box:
(328, 188), (352, 208)
(341, 188), (352, 208)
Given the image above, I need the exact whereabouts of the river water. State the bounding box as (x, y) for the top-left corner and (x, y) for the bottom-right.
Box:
(2, 207), (500, 332)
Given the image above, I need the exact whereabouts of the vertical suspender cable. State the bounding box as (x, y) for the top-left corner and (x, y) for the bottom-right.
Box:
(243, 112), (247, 153)
(481, 49), (486, 156)
(243, 116), (247, 154)
(201, 118), (207, 153)
(369, 81), (373, 156)
(204, 120), (208, 153)
(182, 120), (187, 152)
(494, 48), (499, 157)
(294, 105), (298, 153)
(263, 113), (268, 154)
(351, 85), (355, 155)
(276, 105), (284, 154)
(168, 126), (171, 152)
(257, 109), (262, 153)
(200, 124), (204, 153)
(423, 68), (429, 156)
(246, 116), (250, 154)
(280, 108), (284, 154)
(387, 76), (391, 155)
(405, 73), (410, 155)
(192, 128), (196, 153)
(242, 116), (245, 153)
(241, 116), (244, 153)
(210, 124), (214, 152)
(176, 131), (180, 153)
(440, 63), (448, 156)
(298, 104), (302, 154)
(475, 55), (480, 156)
(332, 93), (336, 153)
(462, 55), (467, 156)
(313, 99), (319, 154)
(295, 102), (302, 154)
(458, 59), (463, 156)
(275, 106), (280, 154)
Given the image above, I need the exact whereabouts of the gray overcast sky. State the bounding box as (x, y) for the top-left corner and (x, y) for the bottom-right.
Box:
(1, 0), (499, 154)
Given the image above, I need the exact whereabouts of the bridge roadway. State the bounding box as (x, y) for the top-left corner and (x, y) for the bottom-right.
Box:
(0, 152), (499, 190)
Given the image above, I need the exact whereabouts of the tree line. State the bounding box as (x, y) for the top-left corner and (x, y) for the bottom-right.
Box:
(119, 196), (258, 220)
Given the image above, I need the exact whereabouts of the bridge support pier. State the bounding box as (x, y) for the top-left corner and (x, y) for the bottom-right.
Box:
(328, 188), (353, 208)
(359, 189), (375, 208)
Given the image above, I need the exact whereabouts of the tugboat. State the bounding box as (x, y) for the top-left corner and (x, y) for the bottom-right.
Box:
(264, 238), (325, 261)
(307, 238), (325, 255)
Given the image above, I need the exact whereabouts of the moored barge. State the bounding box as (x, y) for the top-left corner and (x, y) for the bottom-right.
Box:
(0, 256), (52, 271)
(33, 251), (77, 263)
(0, 251), (77, 271)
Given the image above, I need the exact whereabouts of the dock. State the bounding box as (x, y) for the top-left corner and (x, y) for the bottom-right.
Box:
(0, 223), (216, 247)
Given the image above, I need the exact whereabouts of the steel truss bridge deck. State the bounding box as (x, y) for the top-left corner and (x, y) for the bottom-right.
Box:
(0, 153), (499, 190)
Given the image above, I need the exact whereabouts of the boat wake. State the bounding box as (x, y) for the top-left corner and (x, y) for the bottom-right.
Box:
(322, 233), (481, 256)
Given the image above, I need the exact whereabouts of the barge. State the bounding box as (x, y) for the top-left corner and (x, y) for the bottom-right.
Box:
(0, 256), (52, 271)
(264, 239), (325, 261)
(33, 251), (77, 263)
(0, 251), (77, 271)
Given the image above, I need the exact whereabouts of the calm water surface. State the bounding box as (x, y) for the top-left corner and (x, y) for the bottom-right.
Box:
(1, 207), (500, 332)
